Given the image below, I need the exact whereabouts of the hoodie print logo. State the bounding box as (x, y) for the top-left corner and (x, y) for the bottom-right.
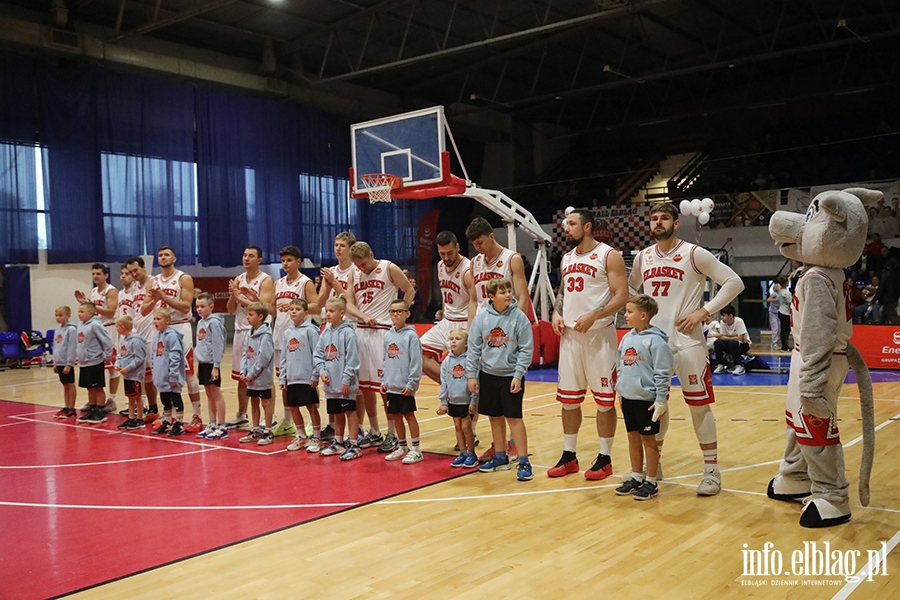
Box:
(451, 364), (466, 379)
(288, 337), (300, 352)
(622, 347), (642, 366)
(487, 327), (508, 348)
(156, 341), (165, 356)
(197, 328), (207, 341)
(323, 344), (339, 361)
(387, 343), (402, 359)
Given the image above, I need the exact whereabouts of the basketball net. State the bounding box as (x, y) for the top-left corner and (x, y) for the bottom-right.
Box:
(360, 173), (400, 204)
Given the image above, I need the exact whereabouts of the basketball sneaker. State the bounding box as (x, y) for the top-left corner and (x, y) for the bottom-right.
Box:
(462, 452), (479, 468)
(152, 420), (171, 435)
(239, 429), (261, 443)
(125, 418), (144, 430)
(634, 481), (659, 501)
(117, 419), (131, 430)
(78, 402), (91, 413)
(359, 430), (383, 449)
(54, 408), (69, 419)
(287, 435), (307, 451)
(340, 444), (361, 461)
(320, 440), (342, 456)
(184, 414), (204, 434)
(385, 446), (408, 461)
(615, 478), (643, 496)
(584, 453), (614, 481)
(85, 407), (106, 424)
(378, 432), (399, 453)
(143, 411), (160, 424)
(547, 451), (579, 477)
(450, 452), (468, 468)
(167, 421), (185, 437)
(478, 453), (511, 473)
(102, 398), (117, 413)
(225, 412), (250, 430)
(206, 426), (228, 440)
(257, 430), (275, 446)
(272, 419), (297, 437)
(118, 409), (130, 417)
(76, 410), (92, 423)
(697, 469), (721, 496)
(320, 424), (335, 441)
(517, 462), (534, 481)
(305, 437), (321, 453)
(713, 364), (728, 374)
(197, 424), (215, 439)
(63, 408), (77, 419)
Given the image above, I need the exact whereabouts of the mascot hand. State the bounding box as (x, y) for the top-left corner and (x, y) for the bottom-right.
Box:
(800, 395), (832, 419)
(651, 401), (668, 422)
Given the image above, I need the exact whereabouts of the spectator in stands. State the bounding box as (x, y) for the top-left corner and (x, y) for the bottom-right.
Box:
(710, 306), (751, 376)
(891, 197), (900, 232)
(877, 205), (897, 239)
(875, 263), (900, 325)
(846, 277), (864, 324)
(856, 276), (881, 324)
(867, 207), (878, 237)
(766, 282), (783, 351)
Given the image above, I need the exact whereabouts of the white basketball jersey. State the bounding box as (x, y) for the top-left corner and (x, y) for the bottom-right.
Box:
(234, 271), (273, 331)
(792, 266), (852, 352)
(561, 242), (614, 330)
(273, 273), (311, 347)
(632, 240), (710, 351)
(153, 270), (190, 324)
(90, 285), (115, 326)
(117, 283), (135, 319)
(353, 259), (397, 328)
(472, 247), (516, 313)
(131, 277), (157, 341)
(438, 256), (471, 321)
(328, 264), (352, 298)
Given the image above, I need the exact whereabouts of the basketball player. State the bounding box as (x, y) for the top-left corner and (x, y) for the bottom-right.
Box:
(126, 256), (159, 420)
(549, 209), (629, 480)
(225, 246), (275, 430)
(345, 241), (415, 452)
(74, 263), (119, 413)
(143, 246), (203, 432)
(628, 202), (744, 495)
(115, 264), (138, 417)
(420, 231), (473, 383)
(272, 245), (318, 436)
(465, 216), (531, 458)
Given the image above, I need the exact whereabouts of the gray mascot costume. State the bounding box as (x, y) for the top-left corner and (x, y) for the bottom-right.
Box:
(766, 188), (877, 528)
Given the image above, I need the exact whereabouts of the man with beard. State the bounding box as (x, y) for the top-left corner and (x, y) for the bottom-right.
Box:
(126, 256), (160, 420)
(549, 209), (629, 480)
(628, 202), (744, 496)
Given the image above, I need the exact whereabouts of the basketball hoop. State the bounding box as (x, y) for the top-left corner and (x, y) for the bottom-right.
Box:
(360, 173), (401, 203)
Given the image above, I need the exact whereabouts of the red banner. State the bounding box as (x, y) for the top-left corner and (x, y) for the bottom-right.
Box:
(193, 277), (233, 313)
(415, 210), (440, 314)
(850, 325), (900, 370)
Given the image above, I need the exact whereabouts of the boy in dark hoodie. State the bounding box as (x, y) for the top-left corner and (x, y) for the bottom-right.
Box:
(614, 294), (673, 501)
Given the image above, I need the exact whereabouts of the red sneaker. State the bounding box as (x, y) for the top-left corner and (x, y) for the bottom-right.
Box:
(477, 443), (495, 463)
(584, 453), (613, 481)
(54, 408), (69, 419)
(143, 411), (160, 424)
(547, 452), (579, 477)
(183, 414), (204, 434)
(506, 440), (518, 461)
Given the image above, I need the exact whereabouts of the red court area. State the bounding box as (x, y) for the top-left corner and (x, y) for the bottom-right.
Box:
(0, 400), (468, 600)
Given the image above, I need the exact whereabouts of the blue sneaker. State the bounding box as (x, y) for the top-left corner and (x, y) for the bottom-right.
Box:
(478, 453), (511, 473)
(450, 452), (467, 468)
(340, 444), (361, 461)
(463, 452), (479, 468)
(517, 461), (533, 481)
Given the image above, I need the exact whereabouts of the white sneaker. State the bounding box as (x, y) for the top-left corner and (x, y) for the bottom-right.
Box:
(713, 364), (727, 374)
(729, 364), (746, 375)
(306, 437), (321, 453)
(102, 398), (118, 413)
(197, 424), (215, 439)
(287, 436), (307, 451)
(385, 447), (408, 461)
(402, 449), (423, 464)
(697, 469), (721, 496)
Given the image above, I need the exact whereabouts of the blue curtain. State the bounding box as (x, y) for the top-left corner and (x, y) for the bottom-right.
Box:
(359, 198), (436, 267)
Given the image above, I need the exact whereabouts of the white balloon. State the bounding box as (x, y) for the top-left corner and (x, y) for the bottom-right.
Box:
(698, 211), (710, 225)
(701, 197), (715, 213)
(690, 198), (702, 216)
(564, 206), (575, 216)
(679, 200), (692, 216)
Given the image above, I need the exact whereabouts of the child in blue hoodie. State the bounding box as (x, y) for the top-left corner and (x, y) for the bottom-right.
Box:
(239, 302), (276, 446)
(466, 278), (534, 481)
(314, 296), (361, 461)
(279, 298), (321, 453)
(75, 302), (114, 425)
(151, 308), (187, 436)
(614, 294), (673, 501)
(194, 292), (228, 440)
(381, 300), (424, 465)
(114, 315), (148, 430)
(53, 306), (78, 419)
(438, 328), (478, 468)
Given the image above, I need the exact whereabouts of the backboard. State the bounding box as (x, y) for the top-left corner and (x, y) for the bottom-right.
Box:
(350, 106), (466, 200)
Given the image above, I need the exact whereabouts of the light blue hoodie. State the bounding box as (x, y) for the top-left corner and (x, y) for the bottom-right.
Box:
(440, 351), (478, 407)
(615, 325), (673, 404)
(241, 322), (275, 391)
(381, 325), (423, 394)
(116, 333), (148, 382)
(313, 320), (359, 399)
(76, 315), (113, 367)
(195, 313), (226, 368)
(53, 321), (78, 367)
(279, 320), (320, 387)
(466, 298), (534, 380)
(152, 327), (185, 391)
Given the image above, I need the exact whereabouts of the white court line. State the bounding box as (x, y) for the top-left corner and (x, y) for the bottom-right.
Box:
(840, 411), (900, 448)
(8, 416), (273, 456)
(0, 500), (357, 510)
(380, 482), (621, 504)
(833, 525), (900, 599)
(0, 448), (216, 469)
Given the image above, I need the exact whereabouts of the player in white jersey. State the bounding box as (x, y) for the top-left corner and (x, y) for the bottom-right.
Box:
(272, 245), (319, 436)
(628, 202), (744, 496)
(225, 246), (276, 430)
(117, 265), (135, 319)
(75, 263), (120, 413)
(549, 209), (629, 480)
(421, 231), (474, 383)
(346, 241), (415, 451)
(126, 256), (159, 419)
(144, 246), (203, 432)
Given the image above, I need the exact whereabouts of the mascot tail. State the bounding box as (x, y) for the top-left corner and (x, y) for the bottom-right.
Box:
(846, 343), (874, 506)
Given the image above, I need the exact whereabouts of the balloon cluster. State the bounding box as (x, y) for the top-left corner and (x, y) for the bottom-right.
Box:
(680, 197), (715, 225)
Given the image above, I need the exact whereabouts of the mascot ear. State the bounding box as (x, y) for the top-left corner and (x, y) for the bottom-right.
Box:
(819, 195), (848, 223)
(843, 187), (883, 206)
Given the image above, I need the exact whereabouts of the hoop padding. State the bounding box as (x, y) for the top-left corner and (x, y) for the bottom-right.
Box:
(360, 173), (401, 203)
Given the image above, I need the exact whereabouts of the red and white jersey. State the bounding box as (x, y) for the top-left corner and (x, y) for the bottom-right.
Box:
(234, 271), (273, 331)
(327, 264), (353, 298)
(792, 266), (852, 352)
(117, 282), (136, 319)
(152, 270), (190, 324)
(560, 242), (615, 330)
(273, 273), (312, 347)
(472, 247), (516, 313)
(352, 259), (398, 329)
(131, 277), (158, 342)
(630, 240), (741, 352)
(438, 256), (471, 321)
(90, 285), (116, 327)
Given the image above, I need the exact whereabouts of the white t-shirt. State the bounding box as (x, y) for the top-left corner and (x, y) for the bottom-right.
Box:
(718, 317), (749, 343)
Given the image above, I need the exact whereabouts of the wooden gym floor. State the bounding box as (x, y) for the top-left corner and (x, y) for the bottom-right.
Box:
(1, 351), (899, 600)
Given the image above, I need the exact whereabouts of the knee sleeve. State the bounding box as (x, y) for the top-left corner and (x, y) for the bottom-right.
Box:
(160, 393), (173, 411)
(109, 369), (121, 379)
(690, 404), (717, 445)
(186, 373), (200, 395)
(561, 403), (581, 411)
